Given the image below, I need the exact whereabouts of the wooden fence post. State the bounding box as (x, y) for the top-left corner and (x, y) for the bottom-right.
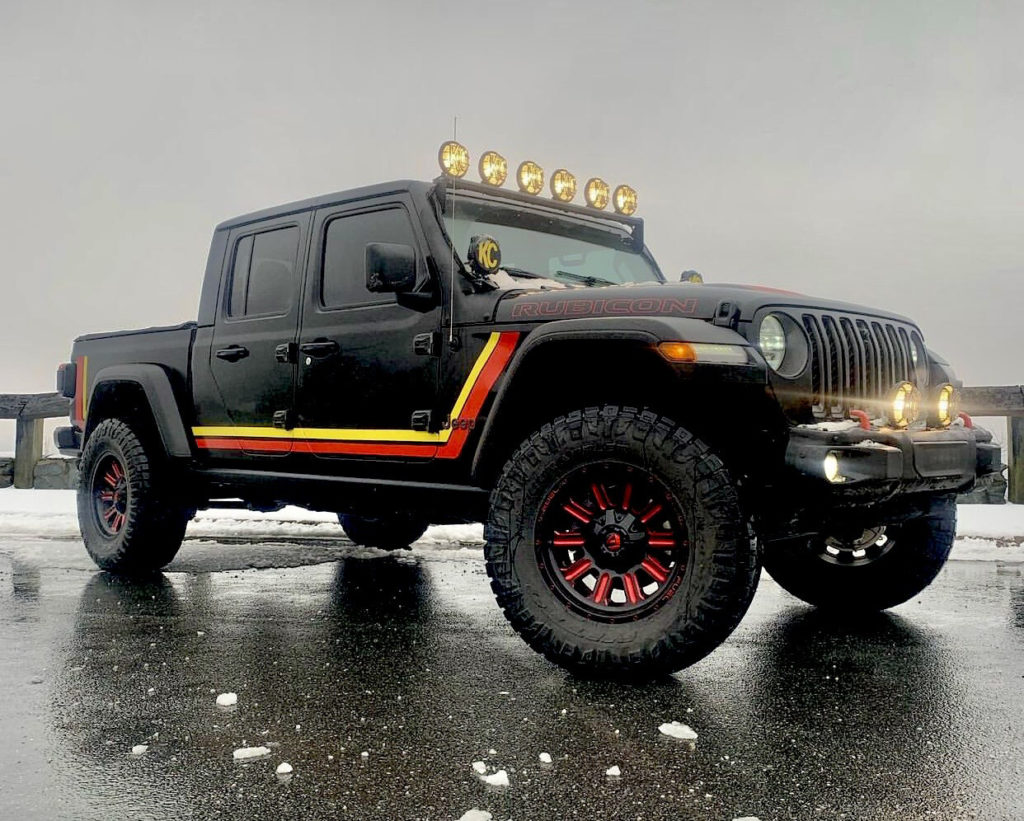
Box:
(1010, 416), (1024, 505)
(14, 417), (44, 489)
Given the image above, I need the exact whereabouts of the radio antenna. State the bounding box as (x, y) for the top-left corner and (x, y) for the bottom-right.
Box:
(447, 116), (457, 344)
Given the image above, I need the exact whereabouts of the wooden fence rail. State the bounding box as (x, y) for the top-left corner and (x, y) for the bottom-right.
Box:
(2, 388), (1022, 500)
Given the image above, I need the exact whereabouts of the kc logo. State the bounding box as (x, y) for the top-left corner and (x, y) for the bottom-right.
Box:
(469, 234), (501, 275)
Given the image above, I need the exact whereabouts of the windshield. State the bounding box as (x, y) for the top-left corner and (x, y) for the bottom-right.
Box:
(441, 197), (662, 288)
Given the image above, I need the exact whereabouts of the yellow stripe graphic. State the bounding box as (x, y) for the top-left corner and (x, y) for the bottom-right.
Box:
(192, 332), (502, 444)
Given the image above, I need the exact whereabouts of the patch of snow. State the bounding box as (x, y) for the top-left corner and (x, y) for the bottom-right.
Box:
(733, 817), (762, 821)
(216, 692), (238, 707)
(605, 765), (621, 777)
(481, 769), (509, 787)
(797, 420), (861, 432)
(130, 744), (148, 756)
(487, 748), (497, 755)
(659, 721), (698, 741)
(276, 762), (293, 775)
(539, 752), (552, 764)
(457, 811), (493, 821)
(360, 751), (369, 758)
(471, 761), (488, 775)
(233, 746), (271, 760)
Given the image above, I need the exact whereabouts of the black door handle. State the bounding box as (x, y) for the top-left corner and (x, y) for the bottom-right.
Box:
(300, 339), (340, 358)
(215, 345), (250, 362)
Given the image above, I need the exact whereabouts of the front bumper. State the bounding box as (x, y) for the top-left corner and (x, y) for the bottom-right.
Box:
(785, 421), (1001, 496)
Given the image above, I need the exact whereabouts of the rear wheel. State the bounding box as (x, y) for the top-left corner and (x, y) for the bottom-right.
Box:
(485, 406), (761, 679)
(338, 513), (429, 550)
(77, 418), (190, 573)
(763, 495), (957, 611)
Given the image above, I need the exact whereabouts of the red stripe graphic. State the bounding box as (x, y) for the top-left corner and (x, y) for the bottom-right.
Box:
(74, 356), (86, 428)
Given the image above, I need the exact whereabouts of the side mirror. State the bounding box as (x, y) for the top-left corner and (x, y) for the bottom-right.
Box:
(366, 243), (417, 293)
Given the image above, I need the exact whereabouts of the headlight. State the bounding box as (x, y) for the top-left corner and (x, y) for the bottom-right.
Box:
(516, 161), (544, 194)
(886, 381), (921, 428)
(478, 151), (507, 186)
(584, 177), (609, 209)
(438, 141), (469, 178)
(930, 383), (959, 427)
(612, 185), (637, 215)
(758, 314), (787, 370)
(550, 169), (577, 202)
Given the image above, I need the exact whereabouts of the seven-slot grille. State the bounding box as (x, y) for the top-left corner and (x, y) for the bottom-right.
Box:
(799, 312), (923, 419)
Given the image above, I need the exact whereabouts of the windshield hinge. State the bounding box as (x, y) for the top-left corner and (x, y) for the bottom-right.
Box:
(712, 301), (740, 329)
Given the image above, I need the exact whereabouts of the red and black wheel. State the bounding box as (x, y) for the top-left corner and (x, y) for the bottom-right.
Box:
(77, 418), (190, 574)
(536, 463), (688, 622)
(486, 406), (761, 679)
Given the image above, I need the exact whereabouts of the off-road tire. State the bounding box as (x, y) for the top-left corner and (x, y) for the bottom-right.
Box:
(338, 514), (429, 550)
(77, 418), (190, 573)
(484, 406), (761, 679)
(763, 494), (957, 611)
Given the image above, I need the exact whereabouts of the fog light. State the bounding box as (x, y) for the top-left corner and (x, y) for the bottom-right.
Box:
(931, 383), (959, 427)
(478, 151), (507, 186)
(823, 451), (843, 483)
(550, 169), (577, 202)
(613, 184), (637, 215)
(886, 381), (920, 428)
(516, 160), (544, 194)
(438, 141), (469, 178)
(584, 177), (609, 209)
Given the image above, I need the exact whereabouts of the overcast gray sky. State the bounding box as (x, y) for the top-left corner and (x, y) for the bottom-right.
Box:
(2, 0), (1021, 451)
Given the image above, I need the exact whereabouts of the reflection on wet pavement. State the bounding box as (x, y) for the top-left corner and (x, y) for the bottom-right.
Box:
(0, 542), (1022, 820)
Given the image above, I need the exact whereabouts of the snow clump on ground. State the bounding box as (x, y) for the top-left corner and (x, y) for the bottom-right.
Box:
(659, 721), (698, 740)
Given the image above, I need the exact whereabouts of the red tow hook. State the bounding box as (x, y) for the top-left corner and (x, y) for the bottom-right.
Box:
(958, 412), (974, 428)
(849, 409), (871, 430)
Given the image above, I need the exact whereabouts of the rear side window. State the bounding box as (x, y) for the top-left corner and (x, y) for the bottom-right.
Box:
(321, 208), (417, 309)
(228, 226), (300, 317)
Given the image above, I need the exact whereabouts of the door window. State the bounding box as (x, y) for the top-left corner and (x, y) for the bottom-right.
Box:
(321, 208), (417, 309)
(227, 226), (300, 318)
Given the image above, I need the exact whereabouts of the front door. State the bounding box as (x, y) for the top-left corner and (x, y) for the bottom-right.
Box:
(294, 199), (440, 460)
(204, 215), (309, 456)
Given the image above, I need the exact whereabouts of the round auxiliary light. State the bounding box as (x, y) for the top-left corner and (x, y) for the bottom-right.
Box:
(823, 451), (844, 484)
(584, 177), (609, 209)
(758, 314), (787, 371)
(613, 184), (638, 215)
(887, 381), (921, 428)
(438, 141), (469, 178)
(933, 383), (959, 427)
(516, 160), (544, 194)
(478, 151), (507, 186)
(550, 168), (577, 202)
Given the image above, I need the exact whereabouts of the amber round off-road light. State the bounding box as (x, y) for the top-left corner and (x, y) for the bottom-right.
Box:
(613, 184), (638, 215)
(516, 160), (544, 194)
(550, 168), (576, 202)
(886, 381), (921, 428)
(478, 151), (507, 186)
(438, 141), (470, 178)
(584, 177), (609, 209)
(931, 383), (959, 427)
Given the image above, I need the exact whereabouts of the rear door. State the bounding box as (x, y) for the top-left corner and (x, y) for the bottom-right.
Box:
(202, 215), (310, 456)
(294, 198), (441, 460)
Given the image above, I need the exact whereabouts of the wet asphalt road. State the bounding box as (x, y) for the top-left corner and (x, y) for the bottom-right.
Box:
(1, 537), (1022, 821)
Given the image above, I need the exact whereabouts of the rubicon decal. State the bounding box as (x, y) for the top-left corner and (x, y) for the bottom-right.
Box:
(192, 332), (519, 459)
(510, 296), (698, 320)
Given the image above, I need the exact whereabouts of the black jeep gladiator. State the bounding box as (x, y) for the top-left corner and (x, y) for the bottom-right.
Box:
(55, 144), (1001, 677)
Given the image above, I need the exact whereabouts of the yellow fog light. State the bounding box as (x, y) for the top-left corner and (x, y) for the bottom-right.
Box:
(932, 383), (959, 427)
(886, 381), (921, 428)
(584, 177), (609, 209)
(478, 151), (507, 186)
(823, 451), (844, 483)
(550, 169), (577, 202)
(438, 141), (469, 178)
(613, 184), (637, 215)
(516, 161), (544, 194)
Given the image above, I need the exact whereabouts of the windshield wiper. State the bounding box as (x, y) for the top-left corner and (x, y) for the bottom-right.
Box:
(499, 266), (549, 279)
(554, 270), (617, 287)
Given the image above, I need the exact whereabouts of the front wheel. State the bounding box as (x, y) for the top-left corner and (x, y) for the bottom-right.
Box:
(485, 406), (761, 679)
(763, 495), (957, 611)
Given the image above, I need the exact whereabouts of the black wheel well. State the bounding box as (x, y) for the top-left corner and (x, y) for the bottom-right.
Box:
(85, 381), (164, 457)
(473, 339), (786, 487)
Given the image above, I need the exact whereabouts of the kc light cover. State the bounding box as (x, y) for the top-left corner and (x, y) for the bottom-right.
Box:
(439, 141), (469, 178)
(516, 160), (544, 194)
(584, 177), (610, 209)
(478, 151), (507, 186)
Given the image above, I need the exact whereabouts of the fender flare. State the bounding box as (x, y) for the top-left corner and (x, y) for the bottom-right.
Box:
(470, 316), (759, 480)
(87, 364), (192, 457)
